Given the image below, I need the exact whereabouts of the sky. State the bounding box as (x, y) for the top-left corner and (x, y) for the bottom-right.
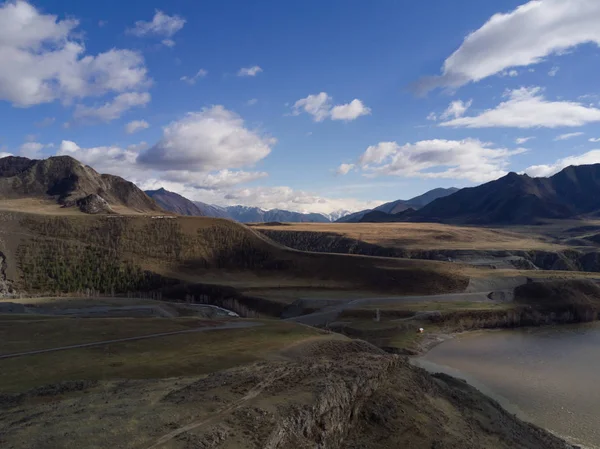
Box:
(1, 0), (600, 215)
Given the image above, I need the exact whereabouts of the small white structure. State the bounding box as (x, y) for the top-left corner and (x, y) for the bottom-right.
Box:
(418, 327), (424, 333)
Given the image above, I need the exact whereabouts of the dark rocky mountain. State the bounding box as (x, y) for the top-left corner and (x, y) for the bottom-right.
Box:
(360, 208), (417, 223)
(195, 202), (231, 219)
(372, 165), (600, 225)
(337, 187), (459, 223)
(0, 155), (161, 214)
(225, 206), (330, 223)
(146, 188), (208, 216)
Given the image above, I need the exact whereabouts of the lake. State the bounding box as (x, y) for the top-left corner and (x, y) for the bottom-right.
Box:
(416, 324), (600, 449)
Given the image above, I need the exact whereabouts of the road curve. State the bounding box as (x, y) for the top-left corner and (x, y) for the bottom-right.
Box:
(0, 321), (262, 360)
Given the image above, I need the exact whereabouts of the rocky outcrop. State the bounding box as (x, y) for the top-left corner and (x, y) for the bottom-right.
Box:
(75, 194), (113, 214)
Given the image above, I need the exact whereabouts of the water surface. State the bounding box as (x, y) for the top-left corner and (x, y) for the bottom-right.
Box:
(418, 324), (600, 449)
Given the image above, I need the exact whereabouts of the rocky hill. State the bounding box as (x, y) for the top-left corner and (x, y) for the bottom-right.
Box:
(0, 156), (161, 214)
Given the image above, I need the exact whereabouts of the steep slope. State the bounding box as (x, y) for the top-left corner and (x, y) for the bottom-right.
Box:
(411, 166), (600, 224)
(337, 187), (459, 222)
(0, 156), (160, 214)
(146, 188), (208, 216)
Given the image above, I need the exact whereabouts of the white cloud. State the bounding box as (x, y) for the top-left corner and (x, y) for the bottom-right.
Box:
(426, 112), (437, 121)
(163, 169), (268, 190)
(292, 92), (371, 122)
(246, 98), (258, 106)
(524, 150), (600, 177)
(440, 99), (472, 120)
(589, 137), (600, 143)
(354, 138), (526, 183)
(500, 69), (518, 77)
(237, 66), (262, 77)
(515, 136), (535, 144)
(548, 66), (560, 77)
(292, 92), (332, 122)
(220, 186), (381, 214)
(128, 10), (185, 37)
(336, 163), (355, 175)
(330, 99), (371, 121)
(162, 39), (176, 48)
(125, 120), (150, 134)
(415, 0), (600, 93)
(441, 87), (600, 128)
(19, 141), (45, 158)
(554, 132), (584, 141)
(180, 69), (208, 85)
(0, 1), (149, 107)
(0, 152), (12, 159)
(74, 92), (151, 123)
(57, 139), (145, 179)
(138, 105), (275, 171)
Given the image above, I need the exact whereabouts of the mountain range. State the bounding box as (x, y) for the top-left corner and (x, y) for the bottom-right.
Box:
(337, 187), (460, 222)
(363, 165), (600, 224)
(4, 155), (600, 226)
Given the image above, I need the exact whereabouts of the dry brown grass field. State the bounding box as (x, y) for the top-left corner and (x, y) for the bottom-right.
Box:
(252, 222), (566, 251)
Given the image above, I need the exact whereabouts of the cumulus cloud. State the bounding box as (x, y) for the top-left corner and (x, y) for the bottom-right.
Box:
(180, 69), (208, 85)
(554, 132), (584, 141)
(330, 99), (371, 121)
(138, 105), (275, 171)
(353, 138), (526, 183)
(19, 142), (46, 158)
(524, 150), (600, 177)
(440, 99), (472, 120)
(589, 138), (600, 143)
(125, 120), (150, 134)
(163, 169), (268, 190)
(292, 92), (371, 122)
(548, 66), (560, 77)
(441, 87), (600, 128)
(128, 10), (185, 37)
(57, 140), (142, 178)
(500, 69), (519, 77)
(74, 92), (151, 123)
(336, 163), (355, 175)
(515, 136), (535, 144)
(415, 0), (600, 93)
(0, 1), (149, 107)
(237, 66), (262, 77)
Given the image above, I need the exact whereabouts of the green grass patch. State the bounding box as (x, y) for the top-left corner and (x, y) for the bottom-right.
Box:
(0, 320), (322, 393)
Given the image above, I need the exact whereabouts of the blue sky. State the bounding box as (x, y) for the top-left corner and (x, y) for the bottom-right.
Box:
(1, 0), (600, 215)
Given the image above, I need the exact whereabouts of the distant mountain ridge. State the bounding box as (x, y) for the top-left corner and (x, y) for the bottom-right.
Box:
(364, 165), (600, 225)
(223, 205), (331, 223)
(144, 189), (332, 222)
(0, 155), (161, 214)
(338, 187), (459, 223)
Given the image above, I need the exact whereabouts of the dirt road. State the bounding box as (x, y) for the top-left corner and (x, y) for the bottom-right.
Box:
(0, 321), (263, 360)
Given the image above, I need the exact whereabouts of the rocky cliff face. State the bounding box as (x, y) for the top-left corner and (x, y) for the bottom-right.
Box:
(0, 340), (572, 449)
